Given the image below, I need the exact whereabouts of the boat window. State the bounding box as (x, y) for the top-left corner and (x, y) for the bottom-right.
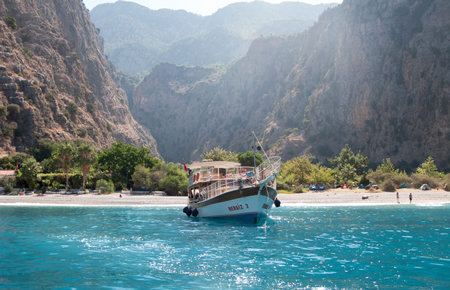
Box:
(219, 168), (226, 178)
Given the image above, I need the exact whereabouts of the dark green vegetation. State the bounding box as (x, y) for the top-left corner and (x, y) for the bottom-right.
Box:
(4, 16), (17, 29)
(131, 0), (449, 172)
(0, 140), (186, 195)
(200, 145), (449, 193)
(90, 1), (332, 74)
(1, 143), (448, 194)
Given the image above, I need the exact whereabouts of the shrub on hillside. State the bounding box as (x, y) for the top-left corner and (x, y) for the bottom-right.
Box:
(4, 17), (17, 30)
(6, 104), (20, 121)
(382, 179), (396, 192)
(132, 165), (151, 189)
(411, 173), (439, 189)
(96, 179), (114, 193)
(158, 164), (188, 195)
(442, 174), (450, 191)
(366, 171), (391, 185)
(3, 185), (13, 194)
(392, 174), (412, 188)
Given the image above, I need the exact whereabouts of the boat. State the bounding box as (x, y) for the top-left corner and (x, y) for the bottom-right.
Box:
(182, 155), (281, 224)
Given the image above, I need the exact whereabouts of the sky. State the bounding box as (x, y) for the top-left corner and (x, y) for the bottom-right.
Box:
(83, 0), (343, 16)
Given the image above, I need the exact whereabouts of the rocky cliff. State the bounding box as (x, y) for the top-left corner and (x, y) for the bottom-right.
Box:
(132, 0), (449, 170)
(268, 0), (449, 170)
(0, 0), (157, 155)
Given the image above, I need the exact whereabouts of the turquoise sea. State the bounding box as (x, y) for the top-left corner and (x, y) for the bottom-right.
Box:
(0, 205), (449, 288)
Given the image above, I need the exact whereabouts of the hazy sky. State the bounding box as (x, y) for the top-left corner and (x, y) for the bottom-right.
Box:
(83, 0), (342, 16)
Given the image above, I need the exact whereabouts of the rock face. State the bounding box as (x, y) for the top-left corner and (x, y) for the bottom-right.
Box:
(90, 1), (333, 74)
(0, 0), (157, 155)
(132, 0), (449, 170)
(268, 0), (450, 170)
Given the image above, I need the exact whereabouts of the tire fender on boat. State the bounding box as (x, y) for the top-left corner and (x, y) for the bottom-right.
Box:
(274, 198), (281, 207)
(192, 208), (199, 217)
(183, 206), (192, 217)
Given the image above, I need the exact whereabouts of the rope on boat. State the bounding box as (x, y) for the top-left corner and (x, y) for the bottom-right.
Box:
(252, 131), (270, 162)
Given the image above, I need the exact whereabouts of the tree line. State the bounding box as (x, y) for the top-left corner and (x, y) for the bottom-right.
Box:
(198, 145), (450, 192)
(0, 139), (187, 195)
(1, 142), (448, 195)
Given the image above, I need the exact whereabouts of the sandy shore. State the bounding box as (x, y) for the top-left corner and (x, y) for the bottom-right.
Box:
(0, 188), (449, 207)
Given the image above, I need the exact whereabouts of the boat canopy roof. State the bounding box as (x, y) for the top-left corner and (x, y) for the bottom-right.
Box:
(189, 160), (241, 170)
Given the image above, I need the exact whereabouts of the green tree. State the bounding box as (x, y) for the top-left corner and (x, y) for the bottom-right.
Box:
(0, 154), (32, 170)
(340, 163), (357, 184)
(6, 104), (20, 121)
(32, 138), (57, 162)
(4, 17), (17, 30)
(66, 102), (78, 120)
(416, 156), (443, 178)
(443, 174), (450, 191)
(97, 141), (160, 188)
(279, 156), (335, 192)
(0, 155), (14, 170)
(19, 157), (41, 189)
(237, 151), (263, 167)
(75, 142), (97, 190)
(158, 163), (188, 195)
(377, 158), (397, 174)
(309, 165), (335, 186)
(0, 106), (7, 121)
(201, 147), (237, 162)
(132, 165), (151, 189)
(53, 142), (75, 190)
(149, 165), (166, 190)
(279, 156), (314, 191)
(96, 179), (115, 194)
(12, 153), (33, 169)
(329, 144), (368, 184)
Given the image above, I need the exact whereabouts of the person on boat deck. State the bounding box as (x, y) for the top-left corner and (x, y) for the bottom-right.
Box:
(194, 189), (200, 200)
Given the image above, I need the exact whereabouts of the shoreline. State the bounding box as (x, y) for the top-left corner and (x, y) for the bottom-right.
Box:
(0, 189), (449, 207)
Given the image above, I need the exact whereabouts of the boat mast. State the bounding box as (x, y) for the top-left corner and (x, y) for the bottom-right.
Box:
(252, 131), (269, 161)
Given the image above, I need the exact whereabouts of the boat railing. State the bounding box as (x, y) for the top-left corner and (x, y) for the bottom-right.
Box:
(194, 178), (252, 202)
(189, 157), (281, 202)
(189, 166), (255, 185)
(255, 156), (281, 182)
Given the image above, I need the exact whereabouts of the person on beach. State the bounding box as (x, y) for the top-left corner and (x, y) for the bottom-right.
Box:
(409, 192), (412, 204)
(396, 191), (399, 204)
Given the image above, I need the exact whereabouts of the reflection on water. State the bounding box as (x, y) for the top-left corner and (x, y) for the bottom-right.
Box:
(0, 206), (449, 288)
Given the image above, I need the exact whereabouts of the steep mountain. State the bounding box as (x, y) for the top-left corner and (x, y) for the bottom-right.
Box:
(132, 0), (449, 170)
(90, 1), (333, 74)
(0, 0), (158, 155)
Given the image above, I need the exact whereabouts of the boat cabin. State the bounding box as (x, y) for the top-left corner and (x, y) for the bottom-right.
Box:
(187, 160), (256, 202)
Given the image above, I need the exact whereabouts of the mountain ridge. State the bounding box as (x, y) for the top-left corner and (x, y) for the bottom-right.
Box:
(90, 1), (333, 74)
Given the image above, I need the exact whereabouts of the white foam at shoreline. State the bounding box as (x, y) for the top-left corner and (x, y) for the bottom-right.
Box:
(1, 202), (447, 208)
(0, 202), (185, 207)
(281, 202), (449, 207)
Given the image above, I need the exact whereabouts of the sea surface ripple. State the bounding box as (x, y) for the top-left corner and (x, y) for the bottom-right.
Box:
(0, 206), (449, 288)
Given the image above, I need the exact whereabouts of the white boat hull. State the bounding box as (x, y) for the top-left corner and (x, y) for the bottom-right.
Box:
(187, 186), (277, 224)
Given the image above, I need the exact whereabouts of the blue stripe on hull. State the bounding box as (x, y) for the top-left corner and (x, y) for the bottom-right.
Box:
(202, 212), (269, 225)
